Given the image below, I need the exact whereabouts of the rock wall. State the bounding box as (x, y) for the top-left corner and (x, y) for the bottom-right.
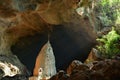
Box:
(0, 0), (97, 75)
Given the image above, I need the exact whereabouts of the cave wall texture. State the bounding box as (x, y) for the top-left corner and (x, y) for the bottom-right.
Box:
(0, 0), (97, 75)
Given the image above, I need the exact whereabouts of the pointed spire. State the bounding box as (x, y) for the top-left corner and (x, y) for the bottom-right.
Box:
(33, 40), (56, 79)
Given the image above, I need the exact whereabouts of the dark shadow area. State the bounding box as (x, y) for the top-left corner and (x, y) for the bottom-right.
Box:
(11, 33), (48, 75)
(11, 24), (96, 75)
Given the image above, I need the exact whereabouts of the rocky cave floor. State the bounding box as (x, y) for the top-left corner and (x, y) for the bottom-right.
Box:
(1, 54), (120, 80)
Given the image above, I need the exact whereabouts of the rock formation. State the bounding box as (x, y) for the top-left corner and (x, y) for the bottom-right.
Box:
(85, 48), (103, 63)
(33, 41), (56, 79)
(50, 70), (69, 80)
(1, 74), (28, 80)
(67, 60), (89, 75)
(0, 55), (29, 79)
(0, 0), (97, 75)
(0, 61), (20, 77)
(50, 55), (120, 80)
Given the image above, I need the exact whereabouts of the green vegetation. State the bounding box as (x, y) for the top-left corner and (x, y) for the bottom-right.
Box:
(96, 0), (120, 27)
(95, 0), (120, 58)
(97, 27), (120, 58)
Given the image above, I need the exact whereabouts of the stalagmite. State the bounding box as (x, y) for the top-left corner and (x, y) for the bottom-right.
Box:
(33, 41), (56, 79)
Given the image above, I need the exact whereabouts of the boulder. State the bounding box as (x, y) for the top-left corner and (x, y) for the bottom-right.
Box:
(50, 70), (69, 80)
(85, 48), (103, 63)
(0, 55), (29, 73)
(50, 56), (120, 80)
(1, 74), (28, 80)
(91, 58), (120, 80)
(0, 55), (29, 79)
(67, 60), (89, 75)
(68, 70), (90, 80)
(90, 71), (104, 80)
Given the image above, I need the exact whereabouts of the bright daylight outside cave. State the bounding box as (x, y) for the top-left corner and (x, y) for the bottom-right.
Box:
(0, 0), (120, 80)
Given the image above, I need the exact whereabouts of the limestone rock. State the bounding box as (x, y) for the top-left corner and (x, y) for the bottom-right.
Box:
(67, 60), (89, 75)
(29, 76), (37, 80)
(0, 61), (20, 77)
(1, 74), (28, 80)
(0, 0), (97, 73)
(51, 55), (120, 80)
(113, 54), (120, 60)
(33, 41), (56, 79)
(68, 70), (90, 80)
(90, 71), (104, 80)
(0, 55), (29, 79)
(85, 48), (102, 63)
(50, 70), (69, 80)
(91, 59), (120, 80)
